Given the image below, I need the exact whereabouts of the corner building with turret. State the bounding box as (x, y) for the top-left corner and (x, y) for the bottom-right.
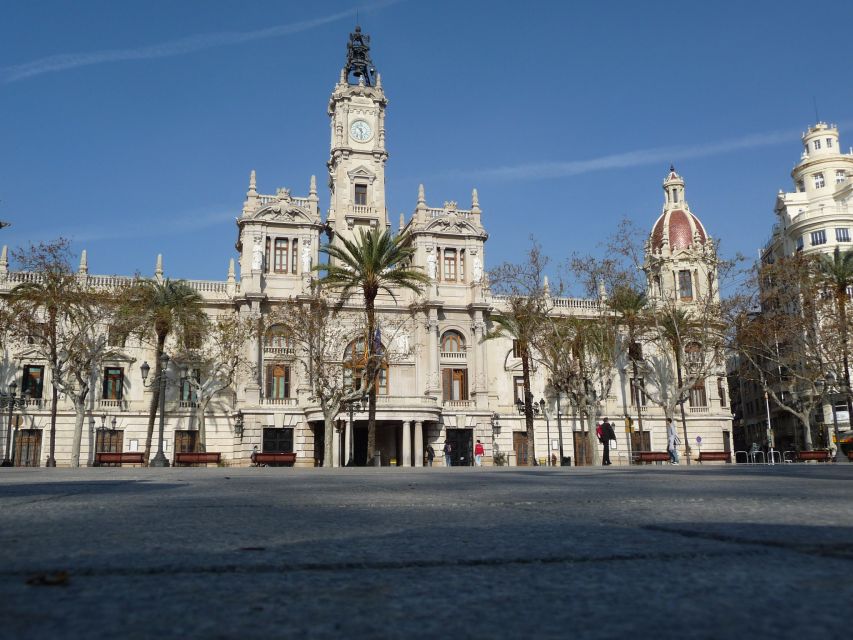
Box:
(0, 29), (733, 468)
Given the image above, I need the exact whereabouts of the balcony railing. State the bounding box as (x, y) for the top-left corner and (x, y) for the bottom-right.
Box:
(689, 406), (709, 414)
(98, 399), (125, 410)
(440, 351), (466, 360)
(179, 400), (199, 409)
(444, 400), (472, 408)
(264, 346), (295, 356)
(261, 397), (298, 406)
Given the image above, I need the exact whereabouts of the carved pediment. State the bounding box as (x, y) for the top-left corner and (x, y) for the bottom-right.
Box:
(347, 165), (377, 183)
(425, 216), (478, 235)
(248, 203), (314, 224)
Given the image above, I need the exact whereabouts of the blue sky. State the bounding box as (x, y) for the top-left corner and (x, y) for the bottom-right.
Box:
(2, 0), (852, 285)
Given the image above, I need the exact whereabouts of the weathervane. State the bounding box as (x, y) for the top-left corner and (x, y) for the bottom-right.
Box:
(345, 25), (375, 86)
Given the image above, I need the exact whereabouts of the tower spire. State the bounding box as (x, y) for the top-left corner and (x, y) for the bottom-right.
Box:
(345, 25), (375, 86)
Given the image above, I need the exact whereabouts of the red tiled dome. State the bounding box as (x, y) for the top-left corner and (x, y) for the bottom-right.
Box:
(650, 209), (708, 252)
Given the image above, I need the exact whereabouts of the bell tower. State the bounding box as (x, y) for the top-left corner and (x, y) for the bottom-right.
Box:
(327, 26), (389, 239)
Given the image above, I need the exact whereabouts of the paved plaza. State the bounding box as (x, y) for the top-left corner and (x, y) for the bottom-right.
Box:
(0, 465), (851, 639)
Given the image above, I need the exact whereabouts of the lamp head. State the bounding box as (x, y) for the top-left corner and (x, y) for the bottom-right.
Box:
(8, 380), (17, 395)
(140, 361), (150, 382)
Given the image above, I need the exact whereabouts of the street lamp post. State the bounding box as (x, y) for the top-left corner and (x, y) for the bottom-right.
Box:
(556, 392), (565, 466)
(819, 374), (845, 463)
(346, 398), (363, 466)
(141, 353), (171, 467)
(539, 398), (551, 466)
(1, 381), (19, 467)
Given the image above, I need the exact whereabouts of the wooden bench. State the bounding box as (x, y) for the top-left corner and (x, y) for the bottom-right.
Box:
(252, 452), (296, 467)
(174, 452), (222, 466)
(848, 450), (853, 462)
(95, 452), (145, 466)
(633, 451), (671, 465)
(698, 451), (731, 463)
(796, 450), (831, 462)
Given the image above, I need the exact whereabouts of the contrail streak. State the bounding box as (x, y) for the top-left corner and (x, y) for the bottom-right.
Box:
(2, 1), (399, 84)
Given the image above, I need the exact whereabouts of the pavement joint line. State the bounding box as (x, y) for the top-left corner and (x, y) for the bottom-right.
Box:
(641, 524), (853, 561)
(0, 548), (768, 580)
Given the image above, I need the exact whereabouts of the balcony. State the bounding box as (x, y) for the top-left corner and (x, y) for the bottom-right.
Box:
(179, 400), (199, 409)
(261, 397), (298, 406)
(264, 346), (295, 357)
(98, 399), (126, 411)
(444, 400), (472, 408)
(440, 351), (466, 361)
(689, 406), (709, 414)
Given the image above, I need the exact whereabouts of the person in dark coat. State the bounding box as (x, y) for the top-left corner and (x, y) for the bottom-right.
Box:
(600, 417), (616, 466)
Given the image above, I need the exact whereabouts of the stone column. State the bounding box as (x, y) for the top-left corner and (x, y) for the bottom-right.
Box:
(345, 419), (353, 466)
(414, 420), (424, 467)
(332, 424), (341, 467)
(427, 307), (441, 396)
(402, 420), (412, 466)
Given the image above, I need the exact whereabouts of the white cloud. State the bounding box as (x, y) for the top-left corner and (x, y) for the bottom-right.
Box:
(457, 128), (802, 182)
(1, 1), (399, 83)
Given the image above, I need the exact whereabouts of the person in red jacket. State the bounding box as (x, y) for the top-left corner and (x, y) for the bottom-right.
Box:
(474, 440), (485, 466)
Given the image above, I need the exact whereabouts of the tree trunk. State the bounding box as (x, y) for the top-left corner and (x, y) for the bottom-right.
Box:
(70, 400), (86, 468)
(632, 358), (645, 451)
(324, 412), (336, 468)
(521, 347), (536, 464)
(195, 397), (211, 452)
(799, 412), (813, 451)
(47, 306), (58, 467)
(675, 354), (691, 465)
(585, 409), (601, 466)
(144, 333), (167, 463)
(837, 291), (853, 419)
(365, 298), (378, 465)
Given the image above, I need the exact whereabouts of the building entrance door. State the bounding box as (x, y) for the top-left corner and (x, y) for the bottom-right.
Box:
(513, 431), (529, 466)
(14, 429), (41, 467)
(573, 431), (593, 466)
(446, 428), (473, 466)
(353, 425), (368, 466)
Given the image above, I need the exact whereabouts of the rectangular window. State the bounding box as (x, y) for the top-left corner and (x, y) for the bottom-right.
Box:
(689, 381), (707, 408)
(837, 228), (850, 242)
(265, 364), (290, 399)
(629, 377), (646, 407)
(513, 376), (525, 404)
(827, 138), (833, 148)
(265, 237), (271, 273)
(678, 270), (693, 301)
(811, 229), (827, 245)
(443, 249), (457, 281)
(262, 427), (294, 453)
(22, 365), (45, 399)
(797, 179), (805, 192)
(459, 249), (465, 283)
(837, 170), (847, 184)
(814, 173), (825, 188)
(102, 367), (124, 400)
(814, 139), (821, 150)
(512, 339), (523, 359)
(354, 184), (367, 206)
(273, 239), (288, 273)
(442, 368), (469, 401)
(718, 377), (727, 408)
(291, 239), (298, 274)
(796, 236), (804, 251)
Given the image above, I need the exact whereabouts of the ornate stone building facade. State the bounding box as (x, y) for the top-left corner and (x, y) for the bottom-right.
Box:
(0, 29), (733, 467)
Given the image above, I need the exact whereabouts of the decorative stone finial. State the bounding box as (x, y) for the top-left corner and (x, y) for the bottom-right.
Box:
(155, 254), (163, 280)
(375, 73), (382, 89)
(248, 170), (257, 197)
(399, 212), (405, 230)
(597, 280), (607, 301)
(78, 249), (88, 275)
(309, 175), (317, 196)
(543, 275), (550, 295)
(418, 184), (425, 205)
(471, 188), (480, 213)
(340, 68), (347, 84)
(0, 245), (7, 274)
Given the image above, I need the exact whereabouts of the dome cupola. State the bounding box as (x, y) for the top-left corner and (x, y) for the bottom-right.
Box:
(649, 166), (709, 253)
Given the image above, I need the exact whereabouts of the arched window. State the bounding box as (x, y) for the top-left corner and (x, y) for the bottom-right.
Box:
(343, 337), (388, 394)
(265, 325), (290, 350)
(441, 331), (465, 353)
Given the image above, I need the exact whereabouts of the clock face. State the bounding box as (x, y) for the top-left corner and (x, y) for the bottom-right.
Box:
(350, 120), (373, 142)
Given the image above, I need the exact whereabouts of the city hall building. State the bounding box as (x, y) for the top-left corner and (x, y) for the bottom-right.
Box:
(0, 29), (733, 467)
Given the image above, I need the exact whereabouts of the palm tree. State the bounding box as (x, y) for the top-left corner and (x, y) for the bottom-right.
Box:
(817, 247), (853, 419)
(316, 227), (429, 464)
(486, 298), (544, 465)
(117, 279), (206, 463)
(609, 285), (648, 450)
(658, 306), (696, 463)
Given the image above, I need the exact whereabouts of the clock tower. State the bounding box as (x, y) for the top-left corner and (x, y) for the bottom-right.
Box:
(327, 26), (389, 239)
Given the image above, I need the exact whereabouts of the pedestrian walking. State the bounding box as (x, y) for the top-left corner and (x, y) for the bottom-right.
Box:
(425, 444), (435, 467)
(667, 418), (680, 465)
(600, 417), (615, 466)
(474, 440), (485, 466)
(443, 441), (452, 467)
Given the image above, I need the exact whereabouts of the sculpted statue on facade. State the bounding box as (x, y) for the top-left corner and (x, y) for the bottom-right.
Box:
(426, 250), (437, 280)
(251, 236), (264, 271)
(301, 237), (313, 272)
